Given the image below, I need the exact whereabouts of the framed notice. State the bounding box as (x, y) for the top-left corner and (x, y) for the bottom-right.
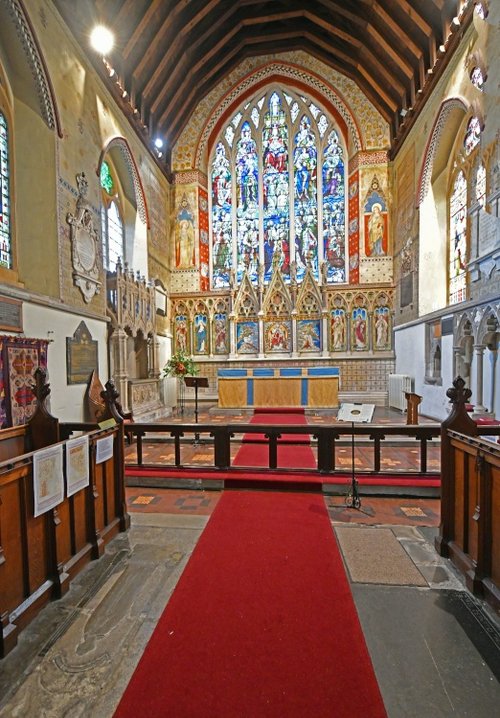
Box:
(96, 434), (114, 464)
(33, 444), (64, 517)
(66, 435), (90, 497)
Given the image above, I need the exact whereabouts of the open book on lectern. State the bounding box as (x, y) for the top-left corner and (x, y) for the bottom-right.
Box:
(337, 403), (375, 423)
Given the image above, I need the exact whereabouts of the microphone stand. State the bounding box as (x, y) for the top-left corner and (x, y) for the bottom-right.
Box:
(345, 420), (361, 509)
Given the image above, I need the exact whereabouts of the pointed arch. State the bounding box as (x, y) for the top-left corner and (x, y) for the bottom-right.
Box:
(417, 97), (468, 206)
(1, 0), (62, 136)
(98, 137), (150, 228)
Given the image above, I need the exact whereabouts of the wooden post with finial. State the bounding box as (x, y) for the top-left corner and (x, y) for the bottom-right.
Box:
(435, 376), (478, 557)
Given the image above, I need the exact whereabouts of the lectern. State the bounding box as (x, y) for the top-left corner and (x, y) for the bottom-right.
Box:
(184, 376), (209, 438)
(405, 392), (422, 425)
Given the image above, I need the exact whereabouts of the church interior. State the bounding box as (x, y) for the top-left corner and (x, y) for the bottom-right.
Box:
(0, 1), (499, 715)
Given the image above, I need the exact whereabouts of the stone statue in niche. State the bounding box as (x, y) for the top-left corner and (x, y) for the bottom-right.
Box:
(67, 172), (101, 303)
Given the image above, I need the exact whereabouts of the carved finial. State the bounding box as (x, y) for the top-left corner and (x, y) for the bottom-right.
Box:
(446, 376), (472, 405)
(30, 367), (51, 404)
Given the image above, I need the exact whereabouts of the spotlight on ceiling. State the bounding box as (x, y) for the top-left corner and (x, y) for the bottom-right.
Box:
(154, 138), (164, 149)
(90, 25), (115, 56)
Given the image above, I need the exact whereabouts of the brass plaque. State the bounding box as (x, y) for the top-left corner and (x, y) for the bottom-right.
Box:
(66, 321), (98, 384)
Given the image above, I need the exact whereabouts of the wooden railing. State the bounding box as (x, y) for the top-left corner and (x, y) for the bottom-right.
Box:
(124, 422), (442, 475)
(435, 376), (500, 613)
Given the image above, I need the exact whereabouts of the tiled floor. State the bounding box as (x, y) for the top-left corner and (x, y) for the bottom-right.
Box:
(125, 405), (441, 473)
(1, 486), (499, 718)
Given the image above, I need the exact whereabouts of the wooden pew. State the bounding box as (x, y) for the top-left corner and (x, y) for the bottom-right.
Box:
(0, 369), (129, 658)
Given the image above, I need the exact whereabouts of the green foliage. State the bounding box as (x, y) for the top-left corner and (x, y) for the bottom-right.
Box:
(162, 351), (198, 378)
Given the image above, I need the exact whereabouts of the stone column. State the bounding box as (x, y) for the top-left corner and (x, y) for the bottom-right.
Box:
(321, 311), (329, 357)
(472, 344), (487, 414)
(111, 328), (130, 412)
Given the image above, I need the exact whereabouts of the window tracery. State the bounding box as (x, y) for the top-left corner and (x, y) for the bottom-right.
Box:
(100, 160), (125, 271)
(210, 87), (346, 290)
(449, 170), (467, 305)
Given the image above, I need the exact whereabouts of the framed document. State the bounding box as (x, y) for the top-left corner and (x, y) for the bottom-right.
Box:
(33, 444), (64, 517)
(66, 435), (90, 497)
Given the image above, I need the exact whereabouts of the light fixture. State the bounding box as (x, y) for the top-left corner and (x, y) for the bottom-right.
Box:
(438, 44), (446, 54)
(90, 25), (114, 56)
(154, 137), (164, 149)
(400, 108), (408, 117)
(452, 16), (461, 26)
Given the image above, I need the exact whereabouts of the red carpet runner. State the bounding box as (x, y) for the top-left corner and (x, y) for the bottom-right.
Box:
(114, 491), (387, 717)
(232, 409), (317, 469)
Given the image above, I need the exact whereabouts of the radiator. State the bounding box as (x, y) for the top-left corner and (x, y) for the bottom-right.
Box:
(388, 374), (413, 411)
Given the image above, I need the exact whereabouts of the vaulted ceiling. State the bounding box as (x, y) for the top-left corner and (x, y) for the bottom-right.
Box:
(50, 0), (472, 170)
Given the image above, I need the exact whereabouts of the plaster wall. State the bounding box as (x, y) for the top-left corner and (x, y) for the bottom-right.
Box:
(21, 303), (108, 422)
(395, 324), (454, 421)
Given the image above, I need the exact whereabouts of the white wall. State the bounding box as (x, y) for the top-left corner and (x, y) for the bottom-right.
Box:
(394, 323), (454, 421)
(22, 302), (108, 422)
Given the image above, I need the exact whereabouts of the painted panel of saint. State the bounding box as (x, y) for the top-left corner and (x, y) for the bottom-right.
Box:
(236, 321), (259, 354)
(262, 92), (290, 282)
(374, 307), (390, 350)
(298, 319), (321, 352)
(194, 313), (208, 355)
(352, 307), (368, 351)
(175, 199), (195, 269)
(211, 142), (232, 288)
(213, 313), (228, 354)
(364, 192), (387, 257)
(322, 131), (346, 282)
(330, 309), (346, 351)
(264, 321), (292, 353)
(294, 115), (318, 282)
(175, 314), (189, 353)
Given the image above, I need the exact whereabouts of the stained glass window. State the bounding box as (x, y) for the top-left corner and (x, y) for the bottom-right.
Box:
(211, 142), (232, 288)
(322, 131), (345, 282)
(464, 116), (481, 155)
(100, 160), (114, 195)
(210, 88), (347, 288)
(0, 111), (11, 269)
(475, 2), (486, 19)
(449, 171), (467, 304)
(237, 121), (259, 282)
(101, 199), (124, 271)
(294, 115), (317, 281)
(262, 93), (290, 281)
(476, 163), (486, 208)
(470, 66), (484, 91)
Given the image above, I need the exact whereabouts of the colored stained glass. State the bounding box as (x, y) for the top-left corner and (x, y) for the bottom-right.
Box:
(236, 121), (259, 282)
(210, 88), (347, 290)
(294, 115), (318, 281)
(100, 160), (114, 195)
(0, 111), (11, 269)
(464, 116), (481, 155)
(211, 142), (232, 288)
(470, 66), (484, 91)
(318, 115), (328, 138)
(449, 171), (467, 304)
(225, 125), (235, 146)
(263, 93), (289, 281)
(322, 131), (346, 283)
(476, 163), (486, 207)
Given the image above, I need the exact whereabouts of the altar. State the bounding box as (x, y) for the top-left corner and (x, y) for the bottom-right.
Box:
(217, 367), (339, 408)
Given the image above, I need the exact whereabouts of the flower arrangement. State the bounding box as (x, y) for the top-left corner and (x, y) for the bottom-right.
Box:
(162, 351), (198, 379)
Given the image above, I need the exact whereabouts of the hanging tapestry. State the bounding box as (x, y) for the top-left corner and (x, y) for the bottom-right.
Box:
(0, 336), (49, 428)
